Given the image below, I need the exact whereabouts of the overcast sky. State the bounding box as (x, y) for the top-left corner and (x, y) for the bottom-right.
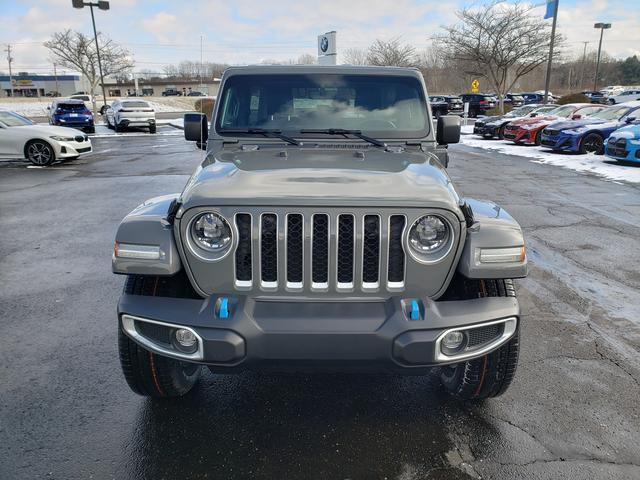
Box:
(1, 0), (638, 76)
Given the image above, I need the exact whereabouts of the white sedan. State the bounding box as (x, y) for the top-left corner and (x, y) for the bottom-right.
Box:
(608, 89), (640, 105)
(0, 111), (92, 166)
(105, 99), (156, 133)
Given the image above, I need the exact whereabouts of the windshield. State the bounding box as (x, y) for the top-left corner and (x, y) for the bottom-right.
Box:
(0, 111), (34, 126)
(56, 103), (88, 112)
(588, 105), (631, 121)
(547, 105), (579, 117)
(215, 74), (429, 139)
(508, 105), (538, 117)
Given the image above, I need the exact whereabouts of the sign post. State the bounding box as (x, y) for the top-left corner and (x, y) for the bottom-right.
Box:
(317, 31), (337, 65)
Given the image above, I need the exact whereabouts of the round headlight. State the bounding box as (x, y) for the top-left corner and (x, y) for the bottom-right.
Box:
(409, 215), (450, 254)
(191, 213), (232, 251)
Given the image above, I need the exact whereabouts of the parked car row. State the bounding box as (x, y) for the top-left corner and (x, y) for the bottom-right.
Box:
(430, 91), (559, 118)
(472, 100), (640, 163)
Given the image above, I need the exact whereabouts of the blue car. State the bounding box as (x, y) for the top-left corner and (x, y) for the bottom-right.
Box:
(540, 101), (640, 154)
(48, 99), (95, 133)
(605, 124), (640, 163)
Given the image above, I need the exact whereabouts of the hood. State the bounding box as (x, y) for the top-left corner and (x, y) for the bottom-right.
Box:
(15, 125), (88, 137)
(178, 147), (462, 214)
(511, 115), (559, 126)
(609, 124), (640, 139)
(548, 118), (613, 131)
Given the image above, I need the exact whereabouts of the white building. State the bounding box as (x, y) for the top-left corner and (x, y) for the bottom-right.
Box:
(0, 73), (88, 97)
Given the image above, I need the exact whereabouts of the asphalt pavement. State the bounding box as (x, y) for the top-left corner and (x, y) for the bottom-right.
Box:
(0, 134), (639, 479)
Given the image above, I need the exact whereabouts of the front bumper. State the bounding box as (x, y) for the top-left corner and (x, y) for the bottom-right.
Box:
(117, 116), (156, 128)
(118, 293), (520, 372)
(504, 127), (538, 144)
(605, 139), (640, 163)
(540, 132), (581, 151)
(54, 139), (93, 158)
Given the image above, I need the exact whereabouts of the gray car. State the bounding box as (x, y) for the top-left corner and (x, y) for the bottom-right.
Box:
(112, 66), (527, 401)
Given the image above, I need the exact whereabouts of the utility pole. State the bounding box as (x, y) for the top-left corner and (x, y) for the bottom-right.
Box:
(5, 44), (14, 98)
(593, 22), (612, 92)
(543, 0), (559, 104)
(579, 41), (589, 90)
(54, 63), (59, 95)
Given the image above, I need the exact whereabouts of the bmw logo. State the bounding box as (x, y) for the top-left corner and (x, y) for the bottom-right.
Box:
(320, 36), (329, 53)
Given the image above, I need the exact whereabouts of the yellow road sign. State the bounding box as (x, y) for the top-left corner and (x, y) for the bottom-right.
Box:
(471, 79), (479, 93)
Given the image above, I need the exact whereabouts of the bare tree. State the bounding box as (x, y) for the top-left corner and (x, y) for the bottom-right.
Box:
(366, 37), (417, 67)
(44, 30), (133, 112)
(297, 53), (317, 65)
(436, 1), (563, 112)
(343, 48), (369, 66)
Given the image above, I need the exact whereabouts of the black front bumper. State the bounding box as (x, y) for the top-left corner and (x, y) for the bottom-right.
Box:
(118, 294), (520, 373)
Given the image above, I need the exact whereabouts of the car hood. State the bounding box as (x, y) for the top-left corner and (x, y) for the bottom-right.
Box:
(12, 125), (89, 137)
(547, 118), (616, 131)
(178, 147), (463, 214)
(510, 115), (559, 126)
(609, 124), (640, 139)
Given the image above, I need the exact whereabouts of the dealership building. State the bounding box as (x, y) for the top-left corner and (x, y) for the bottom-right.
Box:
(0, 73), (88, 97)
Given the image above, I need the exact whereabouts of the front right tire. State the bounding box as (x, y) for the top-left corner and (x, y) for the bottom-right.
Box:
(25, 140), (55, 166)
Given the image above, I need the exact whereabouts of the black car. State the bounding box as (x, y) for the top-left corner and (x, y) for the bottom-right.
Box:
(505, 93), (525, 107)
(187, 91), (205, 96)
(429, 95), (464, 117)
(460, 93), (497, 117)
(162, 88), (182, 96)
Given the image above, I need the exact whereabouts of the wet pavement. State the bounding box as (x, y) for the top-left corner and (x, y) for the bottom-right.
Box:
(0, 135), (639, 479)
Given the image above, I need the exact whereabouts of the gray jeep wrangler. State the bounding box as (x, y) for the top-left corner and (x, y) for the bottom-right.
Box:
(113, 66), (527, 400)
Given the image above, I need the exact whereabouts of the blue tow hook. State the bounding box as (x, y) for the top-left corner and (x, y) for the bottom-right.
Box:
(410, 299), (420, 321)
(217, 297), (230, 319)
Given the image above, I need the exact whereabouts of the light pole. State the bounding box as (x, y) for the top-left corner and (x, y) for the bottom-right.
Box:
(72, 0), (109, 108)
(593, 22), (611, 92)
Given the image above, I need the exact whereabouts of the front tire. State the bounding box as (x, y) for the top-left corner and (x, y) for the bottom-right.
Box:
(25, 140), (55, 166)
(118, 328), (203, 398)
(498, 124), (506, 140)
(440, 279), (520, 401)
(580, 133), (604, 154)
(118, 272), (203, 398)
(149, 125), (157, 134)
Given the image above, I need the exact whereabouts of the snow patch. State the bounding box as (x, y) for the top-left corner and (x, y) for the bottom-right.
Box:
(461, 135), (640, 184)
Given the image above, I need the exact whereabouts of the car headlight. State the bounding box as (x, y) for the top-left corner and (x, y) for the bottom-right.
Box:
(190, 212), (232, 252)
(565, 128), (589, 135)
(629, 139), (640, 145)
(408, 215), (452, 262)
(50, 136), (75, 141)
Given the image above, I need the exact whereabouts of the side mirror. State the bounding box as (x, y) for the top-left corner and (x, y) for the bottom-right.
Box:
(625, 116), (636, 124)
(436, 115), (460, 145)
(47, 106), (51, 110)
(572, 114), (582, 120)
(184, 112), (208, 149)
(530, 113), (538, 117)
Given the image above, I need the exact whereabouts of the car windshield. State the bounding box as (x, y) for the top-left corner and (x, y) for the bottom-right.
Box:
(588, 105), (631, 121)
(0, 111), (34, 126)
(508, 105), (538, 117)
(547, 105), (578, 117)
(56, 103), (87, 112)
(216, 73), (429, 139)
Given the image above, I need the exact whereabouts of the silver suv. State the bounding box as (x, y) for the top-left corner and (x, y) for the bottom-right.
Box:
(113, 66), (527, 401)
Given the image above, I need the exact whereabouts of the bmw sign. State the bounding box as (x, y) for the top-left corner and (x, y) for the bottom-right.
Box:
(317, 31), (337, 64)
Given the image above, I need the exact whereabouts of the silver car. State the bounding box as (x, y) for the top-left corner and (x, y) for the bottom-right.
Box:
(105, 99), (156, 133)
(112, 66), (527, 401)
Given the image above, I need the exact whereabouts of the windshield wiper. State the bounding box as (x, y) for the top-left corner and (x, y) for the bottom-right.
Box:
(219, 128), (301, 146)
(300, 128), (387, 148)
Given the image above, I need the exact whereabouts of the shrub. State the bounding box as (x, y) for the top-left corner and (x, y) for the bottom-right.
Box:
(194, 98), (216, 119)
(557, 92), (589, 105)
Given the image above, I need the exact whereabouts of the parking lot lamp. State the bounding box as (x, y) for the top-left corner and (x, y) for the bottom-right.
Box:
(72, 0), (110, 108)
(593, 22), (611, 92)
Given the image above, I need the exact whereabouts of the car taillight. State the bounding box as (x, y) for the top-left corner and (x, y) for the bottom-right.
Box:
(480, 100), (488, 105)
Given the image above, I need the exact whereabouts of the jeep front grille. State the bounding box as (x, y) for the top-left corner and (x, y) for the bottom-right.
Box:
(233, 212), (406, 291)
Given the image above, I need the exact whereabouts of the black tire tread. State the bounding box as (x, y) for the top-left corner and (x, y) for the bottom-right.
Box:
(440, 278), (520, 400)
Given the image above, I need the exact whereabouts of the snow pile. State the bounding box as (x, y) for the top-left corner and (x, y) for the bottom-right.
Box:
(461, 135), (640, 184)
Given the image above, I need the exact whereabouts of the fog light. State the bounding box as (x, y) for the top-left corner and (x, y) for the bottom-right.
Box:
(441, 330), (466, 354)
(175, 328), (197, 348)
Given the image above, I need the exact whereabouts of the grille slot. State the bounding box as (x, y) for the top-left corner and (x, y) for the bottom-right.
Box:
(467, 323), (504, 348)
(286, 214), (303, 286)
(312, 214), (329, 286)
(362, 215), (380, 285)
(260, 214), (278, 285)
(388, 215), (406, 285)
(337, 214), (355, 286)
(235, 214), (252, 284)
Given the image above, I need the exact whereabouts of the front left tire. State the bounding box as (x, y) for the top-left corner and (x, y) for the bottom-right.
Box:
(580, 133), (604, 154)
(25, 140), (55, 166)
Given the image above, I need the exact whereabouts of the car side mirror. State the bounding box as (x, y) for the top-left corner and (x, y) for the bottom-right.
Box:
(530, 113), (538, 117)
(572, 114), (582, 120)
(626, 116), (636, 124)
(436, 115), (460, 145)
(184, 112), (208, 149)
(47, 106), (51, 110)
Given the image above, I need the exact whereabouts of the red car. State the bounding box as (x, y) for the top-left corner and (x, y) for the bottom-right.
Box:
(503, 103), (606, 145)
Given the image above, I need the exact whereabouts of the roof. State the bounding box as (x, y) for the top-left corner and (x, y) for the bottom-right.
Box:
(0, 75), (80, 81)
(53, 99), (86, 104)
(223, 64), (422, 77)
